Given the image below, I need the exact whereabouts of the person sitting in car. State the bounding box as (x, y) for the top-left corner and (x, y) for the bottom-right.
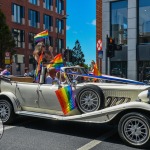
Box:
(45, 67), (59, 85)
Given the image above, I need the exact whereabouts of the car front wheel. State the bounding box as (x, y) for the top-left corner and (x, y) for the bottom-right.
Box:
(76, 85), (104, 113)
(0, 99), (15, 124)
(118, 112), (150, 148)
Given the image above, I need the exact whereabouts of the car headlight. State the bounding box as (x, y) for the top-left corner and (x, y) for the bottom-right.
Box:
(138, 90), (150, 103)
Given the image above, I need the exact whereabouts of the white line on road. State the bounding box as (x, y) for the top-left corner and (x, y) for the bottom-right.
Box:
(77, 130), (116, 150)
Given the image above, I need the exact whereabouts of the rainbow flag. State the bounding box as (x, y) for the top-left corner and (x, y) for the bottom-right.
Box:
(34, 30), (49, 42)
(55, 86), (76, 115)
(47, 53), (64, 71)
(35, 53), (43, 82)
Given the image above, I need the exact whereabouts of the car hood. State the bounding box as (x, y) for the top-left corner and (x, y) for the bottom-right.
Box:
(76, 82), (150, 91)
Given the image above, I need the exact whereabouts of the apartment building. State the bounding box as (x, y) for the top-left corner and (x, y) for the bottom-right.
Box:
(0, 0), (66, 75)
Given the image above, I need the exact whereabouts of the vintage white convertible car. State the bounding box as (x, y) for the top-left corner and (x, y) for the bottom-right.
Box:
(0, 66), (150, 148)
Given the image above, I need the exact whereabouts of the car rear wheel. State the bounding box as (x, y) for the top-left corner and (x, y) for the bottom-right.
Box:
(0, 100), (15, 124)
(76, 85), (104, 113)
(118, 112), (150, 148)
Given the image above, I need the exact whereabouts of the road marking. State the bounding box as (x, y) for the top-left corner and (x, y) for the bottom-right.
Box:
(77, 130), (116, 150)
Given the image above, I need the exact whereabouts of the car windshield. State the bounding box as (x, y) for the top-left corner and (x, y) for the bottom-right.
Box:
(64, 67), (88, 83)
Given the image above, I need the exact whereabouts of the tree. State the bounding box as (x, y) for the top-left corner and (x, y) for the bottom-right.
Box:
(0, 9), (16, 67)
(72, 40), (85, 66)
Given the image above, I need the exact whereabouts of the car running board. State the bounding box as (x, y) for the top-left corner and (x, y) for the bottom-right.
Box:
(15, 102), (150, 123)
(16, 111), (66, 120)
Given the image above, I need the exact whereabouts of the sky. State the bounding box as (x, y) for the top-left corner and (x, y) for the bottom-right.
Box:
(66, 0), (96, 65)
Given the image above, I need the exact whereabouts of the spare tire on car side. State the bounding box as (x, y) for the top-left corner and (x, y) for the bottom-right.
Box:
(75, 84), (104, 113)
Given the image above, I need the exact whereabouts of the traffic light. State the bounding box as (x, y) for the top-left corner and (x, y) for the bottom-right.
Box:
(106, 37), (115, 58)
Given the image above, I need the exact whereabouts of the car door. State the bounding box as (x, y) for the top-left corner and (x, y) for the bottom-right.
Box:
(15, 82), (39, 108)
(38, 84), (62, 111)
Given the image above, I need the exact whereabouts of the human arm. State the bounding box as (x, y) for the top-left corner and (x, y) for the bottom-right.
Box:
(49, 46), (54, 60)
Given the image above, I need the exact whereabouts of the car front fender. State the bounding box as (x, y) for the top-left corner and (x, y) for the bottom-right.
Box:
(0, 92), (21, 112)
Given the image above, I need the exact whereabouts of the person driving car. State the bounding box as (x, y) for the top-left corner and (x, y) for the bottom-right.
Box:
(45, 67), (60, 84)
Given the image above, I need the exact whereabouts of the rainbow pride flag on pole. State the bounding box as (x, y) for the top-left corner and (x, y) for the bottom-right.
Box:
(47, 53), (64, 71)
(55, 86), (76, 115)
(34, 30), (49, 42)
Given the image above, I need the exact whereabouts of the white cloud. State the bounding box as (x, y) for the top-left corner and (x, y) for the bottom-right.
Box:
(86, 19), (96, 26)
(91, 19), (96, 26)
(66, 25), (70, 30)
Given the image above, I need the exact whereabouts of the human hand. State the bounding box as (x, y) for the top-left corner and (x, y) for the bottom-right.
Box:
(49, 46), (53, 53)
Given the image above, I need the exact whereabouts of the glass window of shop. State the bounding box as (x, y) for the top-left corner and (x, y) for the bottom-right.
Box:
(110, 0), (128, 45)
(138, 0), (150, 81)
(139, 0), (150, 44)
(110, 61), (127, 78)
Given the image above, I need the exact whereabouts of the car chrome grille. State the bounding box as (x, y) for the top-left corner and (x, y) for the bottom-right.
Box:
(104, 90), (138, 107)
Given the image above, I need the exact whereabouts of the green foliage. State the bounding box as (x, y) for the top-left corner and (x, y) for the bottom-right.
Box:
(72, 40), (85, 66)
(0, 9), (16, 67)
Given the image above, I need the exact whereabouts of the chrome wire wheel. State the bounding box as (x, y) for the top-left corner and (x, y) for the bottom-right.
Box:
(123, 118), (149, 145)
(78, 90), (100, 113)
(119, 113), (150, 147)
(0, 101), (11, 123)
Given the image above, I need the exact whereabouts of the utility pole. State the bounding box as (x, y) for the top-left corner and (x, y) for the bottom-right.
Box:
(106, 35), (108, 74)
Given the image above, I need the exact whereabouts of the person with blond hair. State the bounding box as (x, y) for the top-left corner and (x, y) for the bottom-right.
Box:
(33, 42), (46, 62)
(33, 42), (46, 82)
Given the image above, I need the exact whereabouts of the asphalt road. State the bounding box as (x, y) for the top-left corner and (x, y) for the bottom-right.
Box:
(0, 116), (148, 150)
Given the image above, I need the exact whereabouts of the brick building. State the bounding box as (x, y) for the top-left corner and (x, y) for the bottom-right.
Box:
(96, 0), (102, 73)
(0, 0), (66, 75)
(97, 0), (150, 81)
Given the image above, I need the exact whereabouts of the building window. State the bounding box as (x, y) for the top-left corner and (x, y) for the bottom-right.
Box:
(29, 0), (38, 5)
(12, 3), (25, 24)
(49, 36), (53, 46)
(28, 32), (36, 49)
(110, 61), (127, 78)
(12, 29), (25, 48)
(56, 0), (64, 14)
(28, 9), (40, 28)
(57, 38), (64, 53)
(43, 0), (53, 10)
(43, 15), (53, 31)
(110, 0), (128, 45)
(139, 0), (150, 44)
(56, 19), (64, 33)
